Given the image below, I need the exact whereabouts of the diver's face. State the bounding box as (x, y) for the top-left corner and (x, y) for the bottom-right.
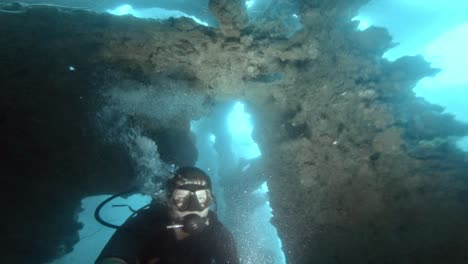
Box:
(168, 188), (212, 221)
(170, 188), (212, 210)
(169, 206), (209, 221)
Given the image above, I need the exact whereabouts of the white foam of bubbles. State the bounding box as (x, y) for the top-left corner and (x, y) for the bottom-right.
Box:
(124, 128), (173, 196)
(95, 79), (207, 195)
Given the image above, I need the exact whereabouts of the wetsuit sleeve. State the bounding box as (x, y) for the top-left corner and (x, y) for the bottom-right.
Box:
(95, 212), (153, 264)
(214, 225), (240, 264)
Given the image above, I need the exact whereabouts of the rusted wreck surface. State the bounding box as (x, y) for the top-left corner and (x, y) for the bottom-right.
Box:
(1, 1), (468, 263)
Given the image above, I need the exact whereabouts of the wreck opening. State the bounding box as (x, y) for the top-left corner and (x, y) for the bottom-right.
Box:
(1, 0), (468, 263)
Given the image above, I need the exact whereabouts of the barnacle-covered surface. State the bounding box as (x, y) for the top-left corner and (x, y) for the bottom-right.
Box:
(1, 1), (468, 263)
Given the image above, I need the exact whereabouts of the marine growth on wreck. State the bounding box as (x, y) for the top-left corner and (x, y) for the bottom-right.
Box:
(1, 0), (467, 263)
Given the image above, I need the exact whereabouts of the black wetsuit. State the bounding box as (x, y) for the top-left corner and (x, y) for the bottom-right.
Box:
(96, 204), (239, 264)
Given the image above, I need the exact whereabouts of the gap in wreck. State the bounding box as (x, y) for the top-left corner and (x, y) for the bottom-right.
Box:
(105, 0), (303, 37)
(49, 101), (285, 263)
(106, 3), (209, 26)
(245, 0), (302, 37)
(352, 0), (468, 152)
(48, 194), (152, 264)
(191, 101), (285, 264)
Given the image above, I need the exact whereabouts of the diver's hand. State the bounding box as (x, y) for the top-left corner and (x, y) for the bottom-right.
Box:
(146, 257), (160, 264)
(97, 257), (127, 264)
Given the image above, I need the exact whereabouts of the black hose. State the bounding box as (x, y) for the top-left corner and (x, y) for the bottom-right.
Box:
(94, 187), (140, 229)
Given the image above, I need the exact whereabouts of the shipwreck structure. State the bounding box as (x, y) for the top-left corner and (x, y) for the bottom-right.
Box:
(1, 0), (468, 263)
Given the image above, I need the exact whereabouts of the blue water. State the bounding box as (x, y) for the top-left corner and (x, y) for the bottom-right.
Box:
(355, 0), (468, 151)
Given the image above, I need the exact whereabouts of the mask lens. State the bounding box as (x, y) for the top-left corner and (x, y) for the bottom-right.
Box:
(173, 189), (190, 208)
(172, 189), (212, 211)
(195, 190), (209, 206)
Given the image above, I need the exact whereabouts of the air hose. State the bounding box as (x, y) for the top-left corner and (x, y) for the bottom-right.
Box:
(95, 188), (219, 231)
(94, 187), (150, 229)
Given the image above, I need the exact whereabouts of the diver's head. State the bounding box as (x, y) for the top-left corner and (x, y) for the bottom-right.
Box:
(166, 166), (214, 234)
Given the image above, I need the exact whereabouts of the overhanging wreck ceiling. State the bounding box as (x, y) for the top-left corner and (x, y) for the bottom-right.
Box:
(1, 0), (468, 263)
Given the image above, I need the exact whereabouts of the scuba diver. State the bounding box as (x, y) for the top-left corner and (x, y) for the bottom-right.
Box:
(95, 166), (239, 264)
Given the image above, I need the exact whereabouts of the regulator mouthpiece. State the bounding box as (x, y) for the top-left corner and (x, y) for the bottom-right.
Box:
(166, 214), (207, 234)
(183, 214), (207, 234)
